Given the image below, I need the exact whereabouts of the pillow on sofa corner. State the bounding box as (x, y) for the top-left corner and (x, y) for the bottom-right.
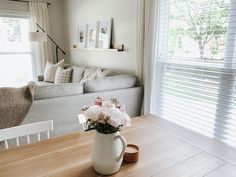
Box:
(44, 59), (64, 83)
(55, 67), (73, 84)
(96, 69), (118, 78)
(72, 65), (86, 83)
(80, 67), (102, 84)
(84, 74), (137, 93)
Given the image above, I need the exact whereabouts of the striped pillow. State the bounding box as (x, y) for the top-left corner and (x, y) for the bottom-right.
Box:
(55, 67), (72, 84)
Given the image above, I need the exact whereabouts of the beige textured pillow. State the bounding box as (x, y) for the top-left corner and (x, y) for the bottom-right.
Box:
(55, 67), (73, 84)
(72, 65), (86, 83)
(96, 69), (118, 78)
(80, 67), (101, 84)
(44, 59), (64, 83)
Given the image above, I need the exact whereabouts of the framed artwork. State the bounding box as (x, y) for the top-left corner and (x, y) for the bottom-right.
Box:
(97, 19), (112, 49)
(77, 24), (87, 48)
(86, 22), (98, 48)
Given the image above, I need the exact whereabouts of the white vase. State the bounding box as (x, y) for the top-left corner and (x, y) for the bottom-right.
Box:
(91, 131), (127, 175)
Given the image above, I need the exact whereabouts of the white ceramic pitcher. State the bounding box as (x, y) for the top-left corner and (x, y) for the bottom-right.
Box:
(91, 131), (127, 175)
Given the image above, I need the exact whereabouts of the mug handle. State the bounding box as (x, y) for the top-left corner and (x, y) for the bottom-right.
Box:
(115, 134), (127, 162)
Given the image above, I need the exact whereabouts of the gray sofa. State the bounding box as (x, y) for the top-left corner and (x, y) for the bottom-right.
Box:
(23, 67), (143, 137)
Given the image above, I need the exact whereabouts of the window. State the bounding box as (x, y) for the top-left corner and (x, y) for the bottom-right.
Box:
(153, 0), (236, 147)
(0, 15), (33, 87)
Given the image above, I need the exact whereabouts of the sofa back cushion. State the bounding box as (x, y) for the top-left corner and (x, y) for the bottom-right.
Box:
(71, 65), (86, 83)
(34, 83), (83, 100)
(84, 74), (137, 93)
(44, 60), (64, 83)
(55, 67), (72, 84)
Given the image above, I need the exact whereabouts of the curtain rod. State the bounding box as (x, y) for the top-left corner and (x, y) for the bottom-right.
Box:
(9, 0), (51, 6)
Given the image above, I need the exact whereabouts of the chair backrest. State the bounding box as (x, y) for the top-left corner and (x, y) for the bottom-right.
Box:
(0, 120), (53, 149)
(77, 114), (87, 131)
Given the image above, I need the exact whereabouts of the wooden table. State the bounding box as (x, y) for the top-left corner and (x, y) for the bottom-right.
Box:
(1, 115), (236, 177)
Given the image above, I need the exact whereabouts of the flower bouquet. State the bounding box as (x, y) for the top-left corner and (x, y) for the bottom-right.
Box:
(82, 97), (131, 134)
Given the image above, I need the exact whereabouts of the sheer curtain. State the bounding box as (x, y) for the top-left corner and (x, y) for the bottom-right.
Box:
(29, 1), (52, 78)
(135, 0), (159, 114)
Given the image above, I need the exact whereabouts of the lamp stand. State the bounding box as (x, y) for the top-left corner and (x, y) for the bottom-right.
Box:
(35, 23), (66, 63)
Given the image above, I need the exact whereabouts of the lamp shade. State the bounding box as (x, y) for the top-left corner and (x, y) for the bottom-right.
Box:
(29, 32), (47, 42)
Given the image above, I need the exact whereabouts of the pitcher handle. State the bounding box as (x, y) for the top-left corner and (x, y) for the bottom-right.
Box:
(115, 134), (127, 162)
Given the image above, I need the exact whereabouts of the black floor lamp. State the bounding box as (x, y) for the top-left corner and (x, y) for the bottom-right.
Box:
(29, 23), (66, 63)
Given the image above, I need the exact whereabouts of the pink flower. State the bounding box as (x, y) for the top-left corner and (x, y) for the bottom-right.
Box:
(95, 97), (104, 107)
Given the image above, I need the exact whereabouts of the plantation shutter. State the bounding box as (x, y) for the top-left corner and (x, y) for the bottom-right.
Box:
(153, 0), (236, 147)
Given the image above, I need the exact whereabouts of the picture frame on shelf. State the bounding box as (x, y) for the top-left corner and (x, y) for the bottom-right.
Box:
(77, 24), (87, 48)
(97, 19), (112, 49)
(86, 22), (98, 48)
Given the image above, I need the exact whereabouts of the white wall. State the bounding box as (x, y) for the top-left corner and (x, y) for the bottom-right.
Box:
(48, 0), (65, 62)
(64, 0), (137, 73)
(0, 0), (65, 63)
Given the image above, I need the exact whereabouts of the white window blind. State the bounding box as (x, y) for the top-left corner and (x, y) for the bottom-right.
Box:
(153, 0), (236, 147)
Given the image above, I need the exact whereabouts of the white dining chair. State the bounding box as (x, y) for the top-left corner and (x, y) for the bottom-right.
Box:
(77, 114), (88, 131)
(0, 120), (53, 149)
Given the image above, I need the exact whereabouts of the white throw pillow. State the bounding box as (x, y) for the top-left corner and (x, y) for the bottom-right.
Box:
(80, 67), (102, 84)
(72, 65), (86, 83)
(96, 69), (118, 78)
(44, 60), (64, 83)
(55, 67), (73, 84)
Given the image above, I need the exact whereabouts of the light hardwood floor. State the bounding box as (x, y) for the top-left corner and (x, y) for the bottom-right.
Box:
(0, 115), (236, 177)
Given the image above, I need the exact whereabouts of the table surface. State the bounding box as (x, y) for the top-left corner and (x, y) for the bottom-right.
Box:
(1, 114), (236, 177)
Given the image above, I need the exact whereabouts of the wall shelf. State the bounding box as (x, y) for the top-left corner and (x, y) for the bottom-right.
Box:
(72, 48), (122, 52)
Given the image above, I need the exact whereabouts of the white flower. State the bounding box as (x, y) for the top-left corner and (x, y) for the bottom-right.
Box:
(104, 107), (124, 127)
(122, 113), (131, 127)
(119, 105), (126, 112)
(102, 101), (116, 108)
(84, 105), (103, 121)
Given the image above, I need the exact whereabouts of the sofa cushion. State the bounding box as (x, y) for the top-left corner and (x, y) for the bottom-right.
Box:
(55, 67), (72, 84)
(84, 74), (137, 93)
(34, 83), (83, 100)
(72, 65), (86, 83)
(35, 81), (54, 86)
(44, 60), (64, 83)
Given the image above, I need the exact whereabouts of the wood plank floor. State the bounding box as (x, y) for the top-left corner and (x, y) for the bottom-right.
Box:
(137, 115), (236, 177)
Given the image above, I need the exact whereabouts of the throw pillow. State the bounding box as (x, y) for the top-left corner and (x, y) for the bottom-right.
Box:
(72, 65), (86, 83)
(44, 59), (64, 83)
(80, 67), (102, 84)
(96, 69), (118, 78)
(55, 67), (73, 84)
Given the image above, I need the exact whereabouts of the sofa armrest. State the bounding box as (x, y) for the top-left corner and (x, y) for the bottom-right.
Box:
(38, 75), (44, 82)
